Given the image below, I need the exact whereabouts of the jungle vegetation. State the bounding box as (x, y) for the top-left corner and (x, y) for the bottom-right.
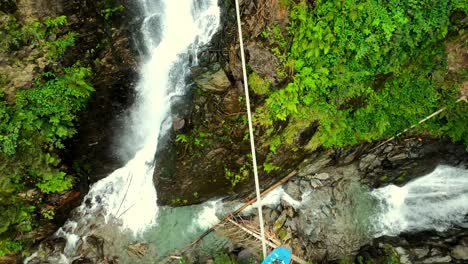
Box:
(256, 0), (468, 156)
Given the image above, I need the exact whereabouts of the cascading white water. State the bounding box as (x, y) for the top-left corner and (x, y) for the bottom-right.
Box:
(77, 0), (220, 236)
(25, 1), (220, 263)
(372, 165), (468, 237)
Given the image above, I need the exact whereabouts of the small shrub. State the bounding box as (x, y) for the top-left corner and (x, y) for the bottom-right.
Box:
(0, 239), (23, 257)
(225, 163), (251, 187)
(100, 5), (125, 20)
(263, 162), (280, 173)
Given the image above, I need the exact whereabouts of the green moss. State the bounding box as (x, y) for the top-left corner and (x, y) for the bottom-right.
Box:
(379, 175), (388, 181)
(248, 72), (270, 95)
(277, 227), (288, 240)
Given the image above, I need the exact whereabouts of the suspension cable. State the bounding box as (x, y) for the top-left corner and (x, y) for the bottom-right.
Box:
(233, 0), (268, 258)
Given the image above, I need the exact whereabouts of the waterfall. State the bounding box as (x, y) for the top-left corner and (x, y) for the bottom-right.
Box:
(78, 0), (220, 236)
(25, 0), (220, 262)
(372, 165), (468, 237)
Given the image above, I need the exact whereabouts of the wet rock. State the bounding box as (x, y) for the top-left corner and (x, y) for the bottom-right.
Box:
(421, 255), (452, 263)
(299, 180), (311, 193)
(343, 150), (358, 164)
(359, 154), (381, 171)
(290, 165), (374, 261)
(388, 152), (408, 162)
(284, 181), (301, 201)
(412, 247), (429, 259)
(227, 45), (242, 80)
(310, 179), (322, 189)
(85, 235), (104, 259)
(452, 245), (468, 260)
(237, 248), (256, 263)
(273, 212), (287, 232)
(285, 206), (295, 218)
(172, 117), (186, 131)
(314, 173), (330, 181)
(269, 210), (280, 223)
(262, 208), (273, 225)
(285, 218), (297, 232)
(196, 69), (231, 93)
(383, 144), (394, 153)
(223, 88), (241, 113)
(72, 257), (93, 264)
(452, 237), (468, 260)
(299, 154), (331, 177)
(395, 247), (411, 264)
(246, 43), (277, 83)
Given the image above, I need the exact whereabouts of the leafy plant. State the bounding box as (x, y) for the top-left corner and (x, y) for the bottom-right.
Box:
(171, 197), (188, 206)
(225, 163), (251, 187)
(176, 134), (190, 144)
(36, 171), (72, 194)
(100, 5), (125, 20)
(40, 207), (55, 220)
(0, 239), (23, 257)
(263, 162), (280, 173)
(46, 32), (77, 60)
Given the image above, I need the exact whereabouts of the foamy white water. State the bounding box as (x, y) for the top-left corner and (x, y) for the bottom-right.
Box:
(190, 200), (222, 231)
(372, 165), (468, 237)
(25, 1), (219, 263)
(243, 186), (312, 214)
(78, 0), (220, 237)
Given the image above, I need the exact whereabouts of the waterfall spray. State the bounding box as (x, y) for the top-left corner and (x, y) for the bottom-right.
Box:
(372, 165), (468, 237)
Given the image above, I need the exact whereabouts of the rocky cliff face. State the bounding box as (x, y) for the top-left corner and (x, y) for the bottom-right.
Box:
(154, 0), (309, 206)
(65, 0), (139, 184)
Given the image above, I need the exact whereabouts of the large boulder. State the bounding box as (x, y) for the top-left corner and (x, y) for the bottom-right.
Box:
(195, 69), (231, 93)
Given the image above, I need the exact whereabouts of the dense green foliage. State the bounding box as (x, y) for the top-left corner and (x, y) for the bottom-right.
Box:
(0, 14), (93, 256)
(0, 15), (76, 58)
(0, 65), (93, 255)
(258, 0), (468, 151)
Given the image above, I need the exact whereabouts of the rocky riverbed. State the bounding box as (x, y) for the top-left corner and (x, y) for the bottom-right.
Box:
(223, 138), (468, 263)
